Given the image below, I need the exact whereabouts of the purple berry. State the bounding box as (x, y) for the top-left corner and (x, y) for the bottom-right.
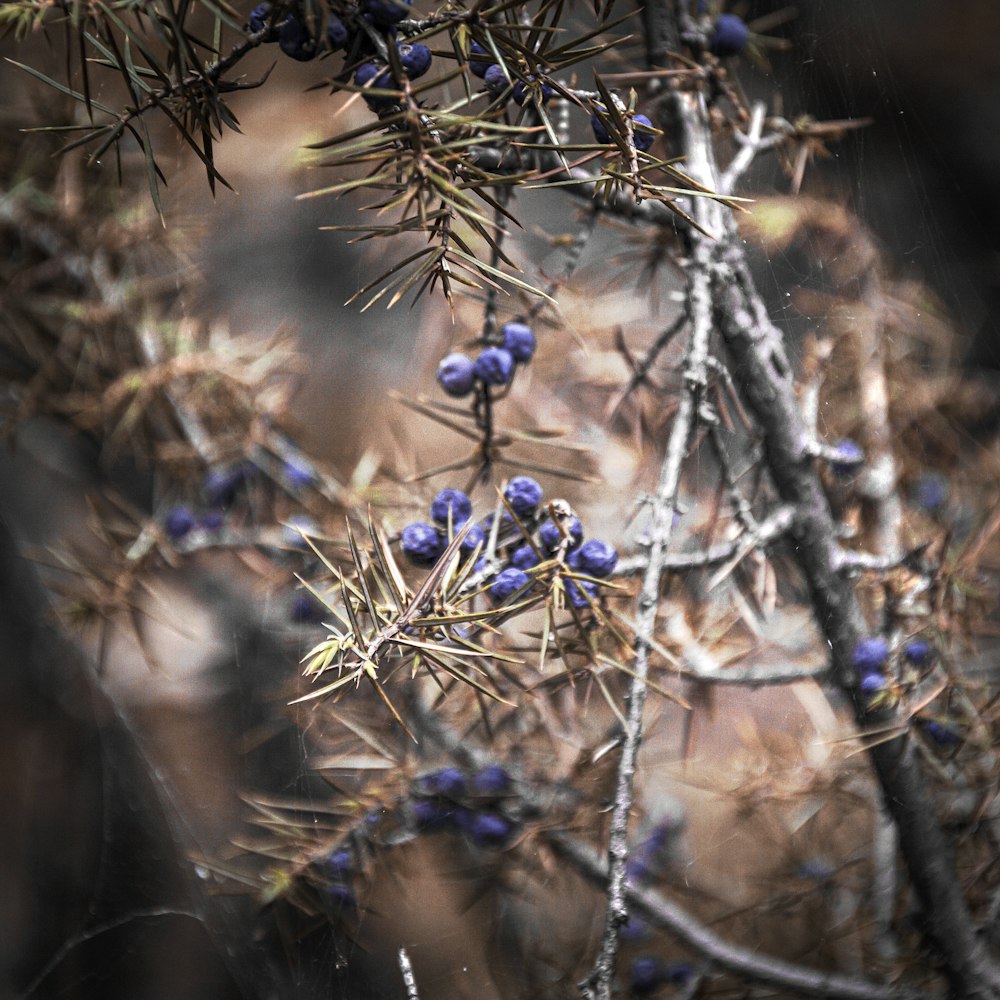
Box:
(620, 915), (651, 943)
(248, 2), (277, 37)
(509, 544), (541, 570)
(852, 637), (889, 674)
(859, 672), (887, 693)
(831, 438), (864, 478)
(364, 0), (411, 26)
(473, 764), (511, 795)
(709, 13), (750, 57)
(666, 963), (692, 986)
(468, 811), (515, 846)
(326, 13), (349, 50)
(291, 592), (324, 623)
(326, 848), (353, 878)
(460, 522), (485, 555)
(278, 13), (317, 60)
(590, 106), (612, 144)
(538, 515), (583, 553)
(397, 41), (432, 78)
(483, 63), (508, 95)
(474, 346), (515, 386)
(401, 521), (443, 566)
(632, 113), (655, 152)
(626, 856), (653, 885)
(420, 766), (466, 797)
(467, 40), (493, 77)
(202, 464), (248, 508)
(512, 76), (554, 106)
(437, 352), (476, 396)
(490, 566), (530, 603)
(903, 640), (934, 667)
(355, 61), (395, 108)
(913, 471), (948, 511)
(570, 539), (618, 578)
(924, 719), (960, 747)
(565, 577), (598, 608)
(430, 488), (473, 526)
(164, 505), (195, 540)
(503, 476), (543, 517)
(630, 956), (666, 996)
(199, 509), (225, 532)
(500, 320), (536, 362)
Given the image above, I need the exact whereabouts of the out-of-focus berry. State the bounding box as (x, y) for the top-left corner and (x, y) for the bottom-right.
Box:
(202, 464), (248, 508)
(903, 640), (934, 667)
(709, 13), (750, 57)
(164, 505), (195, 540)
(501, 320), (536, 362)
(565, 577), (598, 608)
(490, 566), (530, 603)
(924, 719), (961, 747)
(199, 509), (225, 532)
(630, 956), (666, 996)
(420, 766), (466, 797)
(467, 811), (515, 846)
(474, 346), (515, 386)
(401, 521), (443, 566)
(852, 636), (889, 674)
(326, 848), (353, 878)
(859, 672), (887, 694)
(291, 592), (324, 623)
(913, 471), (948, 512)
(460, 522), (485, 556)
(830, 438), (864, 478)
(325, 884), (356, 910)
(472, 764), (511, 795)
(438, 352), (476, 396)
(430, 488), (473, 526)
(282, 456), (318, 490)
(503, 475), (543, 516)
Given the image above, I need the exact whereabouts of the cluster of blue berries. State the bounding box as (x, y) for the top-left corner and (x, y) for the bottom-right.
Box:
(852, 635), (936, 703)
(409, 764), (519, 845)
(248, 1), (353, 61)
(400, 477), (619, 609)
(161, 462), (255, 543)
(437, 319), (537, 397)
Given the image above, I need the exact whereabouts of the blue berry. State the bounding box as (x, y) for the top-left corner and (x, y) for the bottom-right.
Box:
(709, 13), (750, 57)
(630, 956), (666, 996)
(913, 472), (948, 512)
(852, 637), (889, 674)
(500, 320), (536, 362)
(666, 963), (692, 986)
(291, 592), (324, 623)
(460, 522), (485, 556)
(354, 61), (395, 108)
(437, 352), (476, 396)
(430, 487), (473, 526)
(924, 719), (960, 748)
(859, 672), (887, 694)
(467, 40), (493, 77)
(830, 438), (864, 478)
(199, 509), (225, 532)
(512, 76), (554, 106)
(278, 13), (317, 60)
(619, 915), (651, 943)
(397, 41), (432, 79)
(326, 13), (349, 50)
(509, 544), (541, 570)
(632, 113), (655, 152)
(202, 464), (248, 508)
(420, 766), (466, 797)
(326, 848), (353, 878)
(472, 764), (511, 795)
(467, 811), (515, 846)
(626, 855), (653, 885)
(569, 539), (618, 578)
(364, 0), (411, 26)
(538, 515), (583, 553)
(504, 476), (543, 516)
(903, 640), (934, 667)
(590, 106), (612, 144)
(401, 521), (443, 566)
(490, 566), (530, 603)
(565, 577), (598, 608)
(474, 346), (515, 386)
(483, 64), (508, 95)
(248, 2), (277, 37)
(164, 505), (195, 540)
